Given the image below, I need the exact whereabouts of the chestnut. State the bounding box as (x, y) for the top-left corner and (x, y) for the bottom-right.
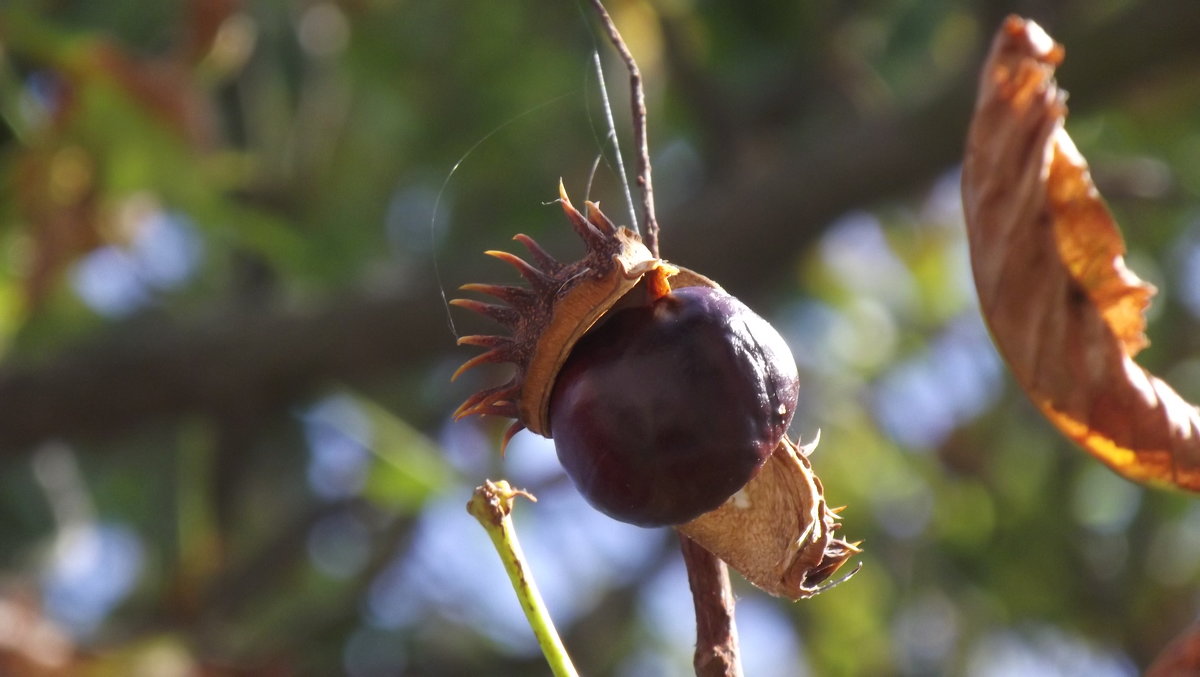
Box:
(452, 184), (858, 599)
(549, 286), (799, 526)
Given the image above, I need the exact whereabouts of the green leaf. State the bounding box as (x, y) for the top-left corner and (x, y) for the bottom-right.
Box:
(357, 395), (451, 511)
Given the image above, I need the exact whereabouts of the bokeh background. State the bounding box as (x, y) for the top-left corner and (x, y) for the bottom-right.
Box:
(2, 1), (1200, 675)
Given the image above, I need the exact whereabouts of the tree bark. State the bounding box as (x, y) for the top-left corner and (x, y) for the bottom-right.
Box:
(680, 534), (742, 677)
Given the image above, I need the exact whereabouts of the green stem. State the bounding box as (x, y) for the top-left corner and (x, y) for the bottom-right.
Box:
(467, 479), (579, 677)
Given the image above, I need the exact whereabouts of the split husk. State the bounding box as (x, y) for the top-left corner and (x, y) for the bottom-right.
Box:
(454, 186), (858, 599)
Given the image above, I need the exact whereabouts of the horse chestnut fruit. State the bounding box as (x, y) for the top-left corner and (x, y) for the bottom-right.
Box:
(453, 185), (858, 598)
(549, 286), (799, 526)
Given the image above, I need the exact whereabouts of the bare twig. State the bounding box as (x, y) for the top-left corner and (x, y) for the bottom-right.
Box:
(592, 51), (640, 235)
(680, 534), (744, 677)
(588, 0), (659, 257)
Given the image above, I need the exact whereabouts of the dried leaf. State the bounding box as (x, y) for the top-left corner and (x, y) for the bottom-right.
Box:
(962, 16), (1200, 489)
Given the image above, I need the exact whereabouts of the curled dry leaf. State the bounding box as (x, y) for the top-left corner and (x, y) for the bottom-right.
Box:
(451, 181), (661, 445)
(962, 16), (1200, 489)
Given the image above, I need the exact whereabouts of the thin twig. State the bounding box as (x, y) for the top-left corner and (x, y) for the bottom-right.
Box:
(680, 534), (744, 677)
(467, 480), (579, 677)
(588, 0), (660, 257)
(592, 51), (640, 235)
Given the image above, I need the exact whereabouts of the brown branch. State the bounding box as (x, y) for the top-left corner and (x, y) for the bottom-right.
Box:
(680, 534), (743, 677)
(0, 284), (448, 452)
(588, 0), (659, 257)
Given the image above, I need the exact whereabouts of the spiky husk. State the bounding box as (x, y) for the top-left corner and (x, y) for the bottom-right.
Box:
(452, 182), (661, 443)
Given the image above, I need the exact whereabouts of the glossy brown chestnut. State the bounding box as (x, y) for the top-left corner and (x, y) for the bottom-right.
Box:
(549, 285), (800, 527)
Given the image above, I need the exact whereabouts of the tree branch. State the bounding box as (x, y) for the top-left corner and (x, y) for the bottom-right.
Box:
(588, 0), (659, 256)
(680, 534), (742, 677)
(0, 285), (449, 451)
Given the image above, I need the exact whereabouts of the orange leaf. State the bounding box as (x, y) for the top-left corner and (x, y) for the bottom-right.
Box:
(962, 16), (1200, 490)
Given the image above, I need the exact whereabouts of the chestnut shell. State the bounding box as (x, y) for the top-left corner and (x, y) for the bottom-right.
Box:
(549, 286), (800, 527)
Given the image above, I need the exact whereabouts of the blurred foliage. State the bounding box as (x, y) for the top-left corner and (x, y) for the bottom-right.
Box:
(0, 0), (1198, 676)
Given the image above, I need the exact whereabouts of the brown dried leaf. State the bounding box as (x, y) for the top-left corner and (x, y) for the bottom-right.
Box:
(962, 16), (1200, 489)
